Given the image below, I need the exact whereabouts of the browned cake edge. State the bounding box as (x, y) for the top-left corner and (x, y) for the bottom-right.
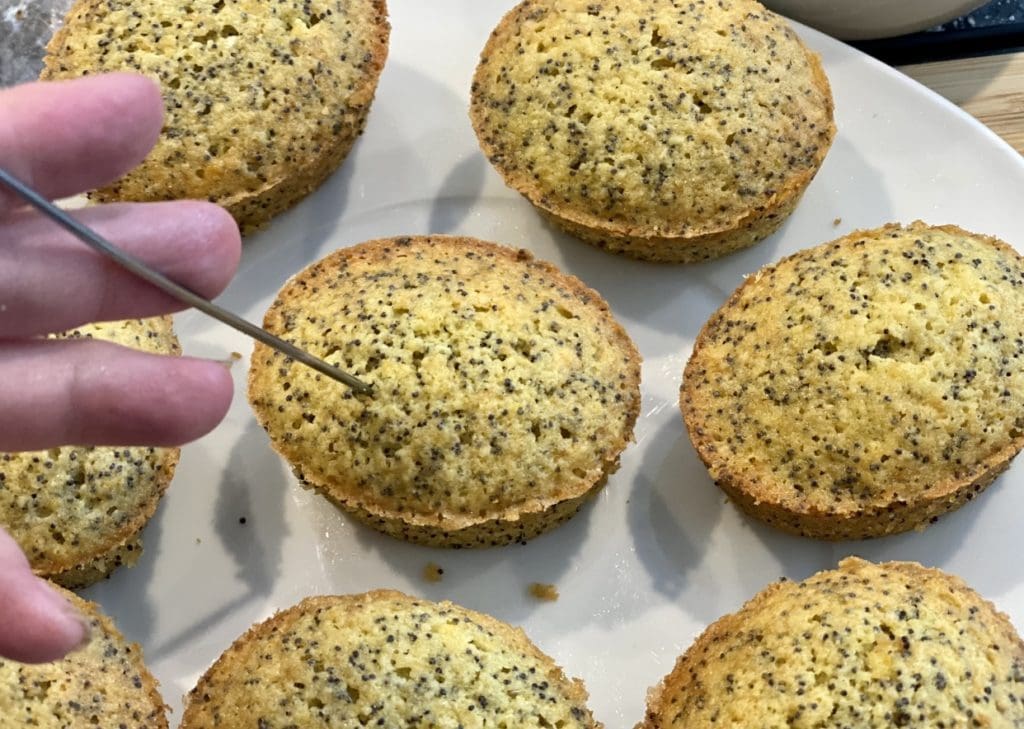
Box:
(635, 558), (1024, 728)
(468, 1), (836, 263)
(247, 235), (641, 547)
(680, 222), (1024, 540)
(180, 590), (601, 727)
(49, 534), (150, 589)
(298, 466), (614, 548)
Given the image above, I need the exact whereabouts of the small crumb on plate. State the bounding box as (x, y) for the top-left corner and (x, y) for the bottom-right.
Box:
(423, 562), (444, 582)
(528, 583), (559, 601)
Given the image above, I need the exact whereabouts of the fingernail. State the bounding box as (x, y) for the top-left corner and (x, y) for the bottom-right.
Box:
(62, 607), (94, 654)
(36, 580), (92, 654)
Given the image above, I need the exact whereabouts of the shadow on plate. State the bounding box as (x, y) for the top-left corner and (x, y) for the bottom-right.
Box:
(137, 423), (290, 661)
(428, 154), (487, 234)
(541, 215), (735, 346)
(628, 417), (832, 623)
(826, 468), (1024, 600)
(80, 497), (165, 646)
(627, 418), (724, 604)
(787, 133), (894, 240)
(211, 422), (289, 597)
(300, 472), (600, 624)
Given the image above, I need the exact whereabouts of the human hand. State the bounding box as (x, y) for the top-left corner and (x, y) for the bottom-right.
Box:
(0, 73), (241, 662)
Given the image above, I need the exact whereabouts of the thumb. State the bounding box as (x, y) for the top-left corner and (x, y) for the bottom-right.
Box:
(0, 528), (89, 663)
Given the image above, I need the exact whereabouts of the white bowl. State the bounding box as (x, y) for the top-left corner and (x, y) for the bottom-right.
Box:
(763, 0), (988, 40)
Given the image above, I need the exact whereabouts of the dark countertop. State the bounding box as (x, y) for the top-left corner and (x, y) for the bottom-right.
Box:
(854, 0), (1024, 64)
(948, 0), (1023, 29)
(1, 0), (74, 86)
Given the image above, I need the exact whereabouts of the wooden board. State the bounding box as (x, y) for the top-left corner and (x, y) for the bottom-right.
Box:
(901, 52), (1024, 155)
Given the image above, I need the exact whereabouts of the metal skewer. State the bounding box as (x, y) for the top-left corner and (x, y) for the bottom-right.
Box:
(0, 167), (372, 395)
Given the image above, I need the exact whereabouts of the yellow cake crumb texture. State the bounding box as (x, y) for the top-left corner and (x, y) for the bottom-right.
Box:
(0, 318), (179, 586)
(470, 0), (834, 243)
(181, 590), (599, 727)
(529, 582), (559, 601)
(682, 222), (1024, 537)
(42, 0), (389, 232)
(248, 236), (641, 544)
(640, 558), (1024, 728)
(0, 586), (168, 728)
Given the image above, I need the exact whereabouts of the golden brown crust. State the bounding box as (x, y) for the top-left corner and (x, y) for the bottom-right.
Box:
(0, 317), (179, 586)
(537, 191), (803, 264)
(49, 536), (144, 589)
(0, 586), (168, 727)
(711, 454), (1013, 540)
(681, 222), (1024, 539)
(181, 590), (600, 728)
(302, 466), (608, 547)
(470, 0), (835, 263)
(638, 558), (1024, 728)
(248, 235), (641, 547)
(42, 0), (390, 235)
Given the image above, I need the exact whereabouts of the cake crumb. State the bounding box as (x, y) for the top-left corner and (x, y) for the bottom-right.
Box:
(528, 583), (559, 601)
(833, 217), (842, 226)
(423, 562), (444, 583)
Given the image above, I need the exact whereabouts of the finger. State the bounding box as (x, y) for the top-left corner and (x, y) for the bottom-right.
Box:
(0, 73), (162, 214)
(0, 339), (233, 451)
(0, 201), (241, 337)
(0, 528), (88, 663)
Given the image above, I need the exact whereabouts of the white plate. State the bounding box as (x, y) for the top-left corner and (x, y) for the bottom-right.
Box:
(82, 3), (1024, 727)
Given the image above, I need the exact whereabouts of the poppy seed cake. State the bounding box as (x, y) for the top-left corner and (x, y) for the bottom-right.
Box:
(638, 558), (1024, 728)
(0, 586), (168, 727)
(0, 317), (179, 588)
(42, 0), (390, 234)
(470, 0), (835, 262)
(180, 590), (600, 728)
(247, 235), (641, 546)
(681, 222), (1024, 539)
